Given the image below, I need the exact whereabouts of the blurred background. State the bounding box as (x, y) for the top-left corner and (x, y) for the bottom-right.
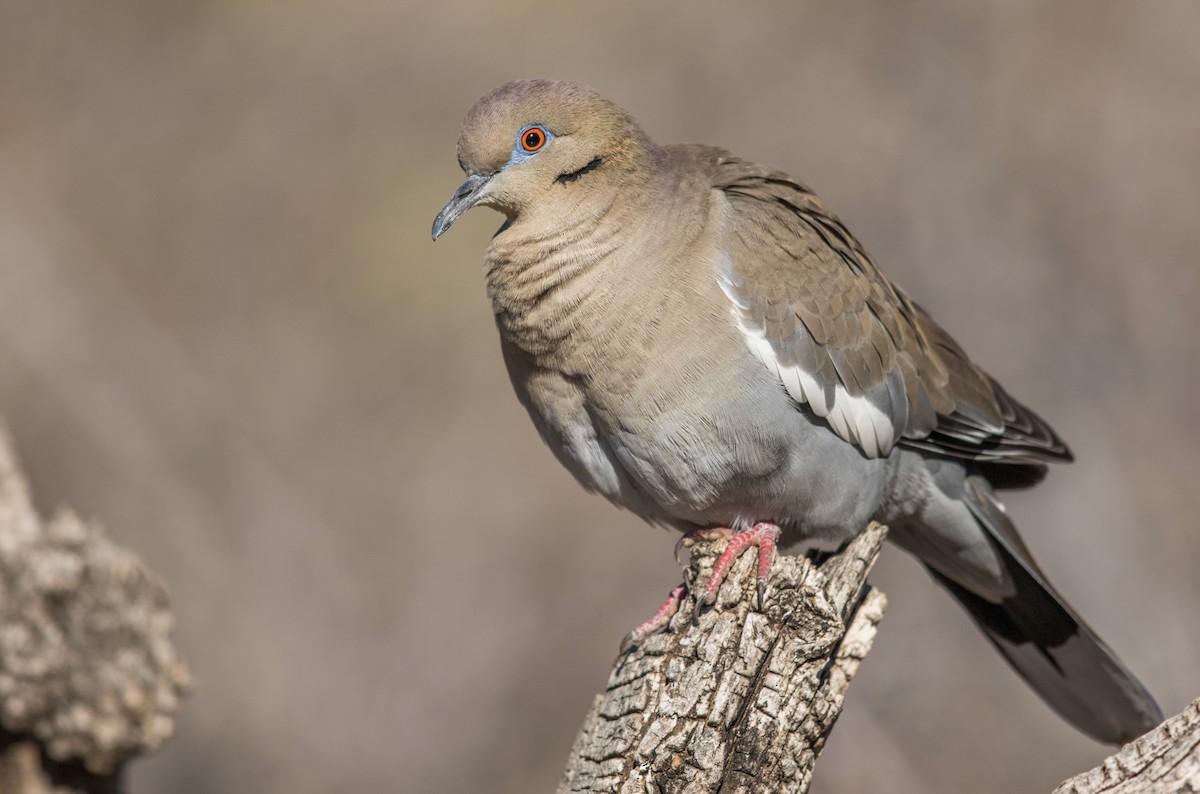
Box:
(1, 2), (1197, 792)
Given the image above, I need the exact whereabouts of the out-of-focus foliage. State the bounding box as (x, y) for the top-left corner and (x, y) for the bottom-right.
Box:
(0, 3), (1196, 792)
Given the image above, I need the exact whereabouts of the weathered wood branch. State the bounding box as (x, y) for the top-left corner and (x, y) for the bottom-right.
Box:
(0, 421), (191, 793)
(1054, 696), (1200, 794)
(558, 523), (888, 794)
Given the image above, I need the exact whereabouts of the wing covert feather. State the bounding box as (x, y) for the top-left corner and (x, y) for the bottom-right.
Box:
(709, 152), (1071, 464)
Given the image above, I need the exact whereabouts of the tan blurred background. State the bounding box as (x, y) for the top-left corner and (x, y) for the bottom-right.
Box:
(1, 2), (1197, 792)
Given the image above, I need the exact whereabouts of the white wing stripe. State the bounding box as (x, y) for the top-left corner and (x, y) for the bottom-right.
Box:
(718, 258), (895, 458)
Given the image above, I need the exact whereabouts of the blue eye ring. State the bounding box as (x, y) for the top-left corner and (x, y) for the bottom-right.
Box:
(519, 125), (549, 153)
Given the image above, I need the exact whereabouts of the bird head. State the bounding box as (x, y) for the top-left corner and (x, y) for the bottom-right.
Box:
(432, 79), (652, 240)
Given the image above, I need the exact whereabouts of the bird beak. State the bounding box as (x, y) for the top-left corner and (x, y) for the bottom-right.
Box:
(432, 173), (493, 240)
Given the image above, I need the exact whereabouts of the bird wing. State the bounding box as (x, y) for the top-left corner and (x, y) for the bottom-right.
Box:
(711, 152), (1071, 464)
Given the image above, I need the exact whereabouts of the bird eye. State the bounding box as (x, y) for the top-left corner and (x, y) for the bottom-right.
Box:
(520, 126), (547, 153)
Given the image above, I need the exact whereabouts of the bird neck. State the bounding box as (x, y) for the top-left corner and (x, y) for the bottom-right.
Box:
(483, 172), (675, 368)
(484, 197), (614, 361)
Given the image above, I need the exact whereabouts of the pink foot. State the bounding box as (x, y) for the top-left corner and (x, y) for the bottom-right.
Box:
(621, 583), (688, 652)
(693, 522), (781, 619)
(623, 523), (782, 650)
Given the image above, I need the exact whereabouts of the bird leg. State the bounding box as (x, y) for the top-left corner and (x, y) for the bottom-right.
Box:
(619, 528), (737, 651)
(623, 523), (781, 650)
(621, 583), (688, 652)
(692, 522), (781, 619)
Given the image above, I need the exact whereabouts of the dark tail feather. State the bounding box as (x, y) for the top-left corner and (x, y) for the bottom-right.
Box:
(929, 479), (1164, 745)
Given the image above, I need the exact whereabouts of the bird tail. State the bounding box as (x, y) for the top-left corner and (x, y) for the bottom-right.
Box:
(922, 475), (1163, 744)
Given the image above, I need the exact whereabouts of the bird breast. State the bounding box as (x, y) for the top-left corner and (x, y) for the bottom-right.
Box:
(484, 195), (803, 524)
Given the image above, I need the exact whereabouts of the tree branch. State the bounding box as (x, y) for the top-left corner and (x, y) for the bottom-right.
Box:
(0, 421), (191, 793)
(1054, 696), (1200, 794)
(558, 523), (888, 794)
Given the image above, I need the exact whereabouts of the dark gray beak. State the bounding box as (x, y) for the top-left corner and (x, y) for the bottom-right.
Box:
(431, 173), (493, 240)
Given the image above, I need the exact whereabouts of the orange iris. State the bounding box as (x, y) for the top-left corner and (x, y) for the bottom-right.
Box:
(521, 127), (546, 152)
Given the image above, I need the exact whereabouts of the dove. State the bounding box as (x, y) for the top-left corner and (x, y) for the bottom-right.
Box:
(432, 79), (1162, 744)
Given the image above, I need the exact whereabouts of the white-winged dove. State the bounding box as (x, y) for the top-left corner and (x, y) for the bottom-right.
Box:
(433, 79), (1162, 744)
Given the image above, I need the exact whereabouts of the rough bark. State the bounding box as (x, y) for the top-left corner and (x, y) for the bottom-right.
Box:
(0, 422), (191, 793)
(1054, 696), (1200, 794)
(558, 522), (888, 794)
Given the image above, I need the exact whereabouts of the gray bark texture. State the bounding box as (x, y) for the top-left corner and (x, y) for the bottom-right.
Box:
(0, 421), (191, 793)
(557, 522), (888, 794)
(1054, 696), (1200, 794)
